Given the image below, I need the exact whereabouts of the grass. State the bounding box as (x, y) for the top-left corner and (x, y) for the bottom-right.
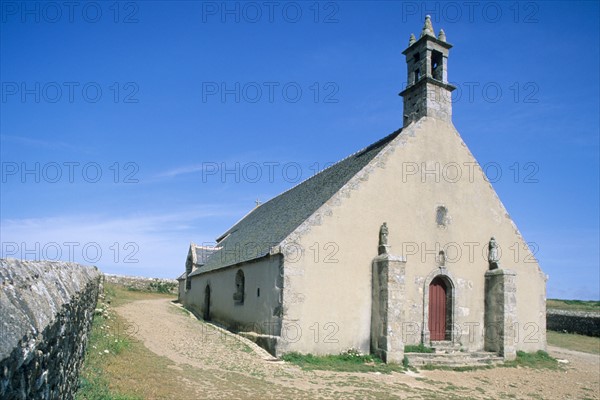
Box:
(106, 283), (176, 308)
(76, 283), (177, 400)
(547, 299), (600, 312)
(77, 296), (141, 399)
(502, 351), (559, 370)
(547, 331), (600, 354)
(404, 343), (434, 353)
(281, 350), (405, 373)
(76, 283), (589, 398)
(77, 324), (139, 400)
(76, 283), (307, 399)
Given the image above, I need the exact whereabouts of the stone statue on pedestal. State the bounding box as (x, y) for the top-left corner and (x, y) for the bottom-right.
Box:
(488, 237), (500, 269)
(378, 223), (390, 255)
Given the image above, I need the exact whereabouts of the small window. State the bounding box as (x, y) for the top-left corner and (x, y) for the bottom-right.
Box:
(233, 270), (245, 304)
(436, 206), (448, 226)
(415, 68), (421, 82)
(257, 288), (260, 297)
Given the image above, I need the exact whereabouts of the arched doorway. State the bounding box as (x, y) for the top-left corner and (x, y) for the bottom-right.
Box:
(422, 269), (456, 344)
(204, 285), (211, 321)
(428, 276), (448, 341)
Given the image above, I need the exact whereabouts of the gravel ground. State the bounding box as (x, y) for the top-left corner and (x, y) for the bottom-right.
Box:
(116, 298), (600, 399)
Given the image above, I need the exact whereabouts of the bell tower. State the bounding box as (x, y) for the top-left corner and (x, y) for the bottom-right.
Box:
(399, 16), (456, 127)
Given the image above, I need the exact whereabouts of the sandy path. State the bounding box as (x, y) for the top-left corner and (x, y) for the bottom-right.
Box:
(116, 298), (600, 399)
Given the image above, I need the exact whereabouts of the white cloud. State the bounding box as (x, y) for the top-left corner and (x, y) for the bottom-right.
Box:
(0, 206), (238, 278)
(155, 164), (206, 179)
(0, 134), (86, 153)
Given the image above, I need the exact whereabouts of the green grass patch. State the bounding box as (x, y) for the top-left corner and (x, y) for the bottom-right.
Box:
(547, 331), (600, 354)
(77, 372), (141, 400)
(77, 283), (184, 399)
(105, 283), (175, 308)
(502, 350), (559, 370)
(547, 299), (600, 312)
(104, 285), (117, 300)
(77, 304), (141, 399)
(282, 350), (405, 373)
(404, 343), (434, 353)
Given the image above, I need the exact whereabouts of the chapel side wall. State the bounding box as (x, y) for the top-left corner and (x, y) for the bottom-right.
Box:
(184, 255), (283, 335)
(279, 117), (546, 355)
(177, 280), (185, 302)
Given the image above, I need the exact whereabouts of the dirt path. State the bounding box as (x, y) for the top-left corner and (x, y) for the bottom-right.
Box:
(116, 298), (600, 399)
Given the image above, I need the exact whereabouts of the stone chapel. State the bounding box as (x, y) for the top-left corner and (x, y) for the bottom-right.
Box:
(178, 16), (547, 363)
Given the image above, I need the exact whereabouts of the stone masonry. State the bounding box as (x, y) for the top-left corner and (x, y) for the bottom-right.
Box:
(371, 251), (407, 363)
(0, 259), (101, 400)
(104, 273), (177, 294)
(484, 268), (517, 360)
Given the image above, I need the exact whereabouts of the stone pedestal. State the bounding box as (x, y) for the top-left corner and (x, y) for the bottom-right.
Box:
(484, 269), (517, 360)
(371, 253), (406, 364)
(378, 244), (390, 255)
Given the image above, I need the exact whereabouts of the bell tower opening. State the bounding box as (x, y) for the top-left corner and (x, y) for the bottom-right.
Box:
(431, 50), (443, 80)
(399, 16), (456, 126)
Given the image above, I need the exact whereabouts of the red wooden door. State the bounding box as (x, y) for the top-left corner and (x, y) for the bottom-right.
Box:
(429, 277), (447, 341)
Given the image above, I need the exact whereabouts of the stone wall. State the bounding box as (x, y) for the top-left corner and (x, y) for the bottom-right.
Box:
(104, 273), (177, 294)
(0, 259), (101, 400)
(547, 309), (600, 337)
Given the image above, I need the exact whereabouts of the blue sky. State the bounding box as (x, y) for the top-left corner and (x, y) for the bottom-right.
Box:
(1, 1), (598, 300)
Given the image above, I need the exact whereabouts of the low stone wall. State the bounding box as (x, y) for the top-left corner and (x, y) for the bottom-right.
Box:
(0, 259), (101, 400)
(104, 273), (177, 294)
(546, 309), (600, 337)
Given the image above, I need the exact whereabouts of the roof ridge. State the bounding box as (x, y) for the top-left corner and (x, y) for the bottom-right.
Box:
(276, 129), (402, 198)
(278, 128), (405, 249)
(236, 129), (402, 216)
(194, 128), (403, 274)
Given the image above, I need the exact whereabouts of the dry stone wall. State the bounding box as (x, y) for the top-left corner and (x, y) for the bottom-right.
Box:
(104, 273), (177, 294)
(547, 309), (600, 337)
(0, 259), (101, 400)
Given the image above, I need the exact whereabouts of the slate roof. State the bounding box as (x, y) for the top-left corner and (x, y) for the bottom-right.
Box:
(177, 245), (218, 280)
(195, 246), (217, 265)
(189, 129), (401, 276)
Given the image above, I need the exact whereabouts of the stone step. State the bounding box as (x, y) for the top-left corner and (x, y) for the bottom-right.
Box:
(406, 351), (503, 367)
(430, 340), (462, 354)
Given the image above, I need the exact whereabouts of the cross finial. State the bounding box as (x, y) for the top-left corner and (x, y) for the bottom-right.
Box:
(255, 198), (261, 207)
